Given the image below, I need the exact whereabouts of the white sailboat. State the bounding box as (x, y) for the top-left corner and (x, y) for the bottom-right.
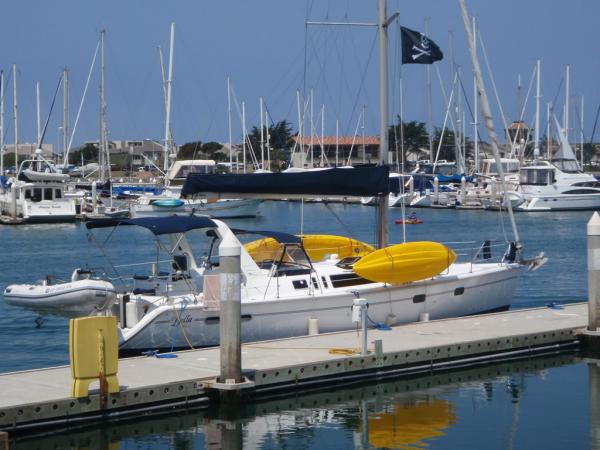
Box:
(0, 65), (77, 223)
(82, 213), (521, 352)
(128, 24), (261, 220)
(101, 0), (529, 352)
(129, 160), (262, 219)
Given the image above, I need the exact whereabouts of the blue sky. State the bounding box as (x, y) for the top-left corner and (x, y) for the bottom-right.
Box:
(1, 0), (599, 150)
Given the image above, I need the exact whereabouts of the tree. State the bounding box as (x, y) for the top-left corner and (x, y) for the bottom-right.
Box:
(177, 141), (202, 160)
(246, 120), (295, 170)
(388, 119), (429, 168)
(177, 141), (226, 161)
(248, 120), (294, 152)
(69, 143), (99, 165)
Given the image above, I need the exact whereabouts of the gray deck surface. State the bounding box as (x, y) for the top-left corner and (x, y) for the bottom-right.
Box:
(0, 303), (587, 410)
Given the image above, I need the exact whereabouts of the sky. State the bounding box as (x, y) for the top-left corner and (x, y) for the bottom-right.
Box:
(1, 0), (599, 152)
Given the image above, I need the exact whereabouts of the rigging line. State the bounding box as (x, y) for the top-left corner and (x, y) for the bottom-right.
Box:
(105, 39), (142, 138)
(37, 73), (64, 149)
(177, 36), (220, 140)
(306, 29), (344, 117)
(323, 201), (360, 241)
(508, 65), (536, 157)
(477, 28), (509, 137)
(86, 231), (129, 291)
(590, 102), (600, 144)
(0, 69), (13, 146)
(302, 0), (314, 99)
(67, 40), (99, 158)
(345, 30), (378, 137)
(230, 86), (260, 169)
(573, 98), (586, 141)
(455, 68), (487, 155)
(539, 77), (564, 142)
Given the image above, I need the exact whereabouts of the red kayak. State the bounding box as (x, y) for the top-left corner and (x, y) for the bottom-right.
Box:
(395, 219), (423, 224)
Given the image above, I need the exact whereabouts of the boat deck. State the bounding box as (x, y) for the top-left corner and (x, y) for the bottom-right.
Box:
(0, 302), (588, 433)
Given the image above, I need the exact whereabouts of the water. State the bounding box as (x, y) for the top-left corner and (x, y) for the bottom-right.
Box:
(0, 202), (594, 448)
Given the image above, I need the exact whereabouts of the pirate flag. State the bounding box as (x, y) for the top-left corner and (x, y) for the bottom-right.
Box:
(401, 26), (444, 64)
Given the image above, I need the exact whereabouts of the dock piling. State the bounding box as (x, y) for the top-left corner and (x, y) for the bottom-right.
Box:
(0, 431), (7, 450)
(219, 231), (242, 384)
(587, 212), (600, 331)
(352, 297), (368, 355)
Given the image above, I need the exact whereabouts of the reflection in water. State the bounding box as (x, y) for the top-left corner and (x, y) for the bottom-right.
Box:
(365, 399), (456, 449)
(11, 352), (584, 450)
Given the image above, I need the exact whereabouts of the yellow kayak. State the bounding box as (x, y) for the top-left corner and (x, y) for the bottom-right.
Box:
(353, 241), (456, 284)
(244, 234), (375, 263)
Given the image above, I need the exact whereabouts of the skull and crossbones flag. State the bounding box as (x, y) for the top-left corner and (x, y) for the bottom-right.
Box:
(401, 26), (444, 64)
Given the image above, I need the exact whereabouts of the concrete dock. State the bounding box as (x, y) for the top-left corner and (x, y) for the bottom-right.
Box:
(0, 302), (587, 434)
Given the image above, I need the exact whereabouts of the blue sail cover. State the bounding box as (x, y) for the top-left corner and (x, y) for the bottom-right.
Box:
(181, 165), (391, 197)
(231, 229), (302, 244)
(86, 215), (217, 235)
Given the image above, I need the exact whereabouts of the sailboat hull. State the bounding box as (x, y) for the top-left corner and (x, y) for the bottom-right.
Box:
(118, 262), (520, 351)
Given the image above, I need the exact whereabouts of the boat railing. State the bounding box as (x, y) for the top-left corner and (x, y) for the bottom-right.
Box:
(443, 239), (509, 270)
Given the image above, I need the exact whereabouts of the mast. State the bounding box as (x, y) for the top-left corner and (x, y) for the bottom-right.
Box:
(581, 96), (585, 168)
(361, 104), (366, 164)
(534, 59), (541, 160)
(63, 68), (69, 162)
(265, 109), (271, 170)
(242, 101), (246, 173)
(99, 29), (109, 182)
(13, 64), (18, 169)
(321, 104), (325, 166)
(459, 0), (520, 244)
(259, 96), (264, 169)
(377, 0), (390, 248)
(472, 17), (478, 172)
(227, 77), (233, 171)
(564, 64), (570, 142)
(163, 22), (175, 175)
(35, 81), (41, 147)
(425, 18), (433, 163)
(310, 88), (314, 167)
(0, 70), (4, 174)
(546, 102), (551, 159)
(335, 119), (339, 167)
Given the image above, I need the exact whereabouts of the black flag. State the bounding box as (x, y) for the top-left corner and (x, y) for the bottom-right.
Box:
(401, 26), (444, 64)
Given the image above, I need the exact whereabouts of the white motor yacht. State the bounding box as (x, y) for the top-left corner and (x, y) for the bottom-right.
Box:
(0, 151), (77, 222)
(518, 118), (600, 211)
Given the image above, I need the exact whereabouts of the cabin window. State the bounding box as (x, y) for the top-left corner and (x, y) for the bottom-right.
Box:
(311, 277), (319, 289)
(519, 168), (554, 185)
(24, 189), (32, 199)
(412, 294), (426, 303)
(55, 189), (62, 199)
(573, 181), (600, 188)
(44, 188), (53, 200)
(563, 189), (600, 195)
(321, 276), (329, 288)
(454, 287), (465, 296)
(33, 188), (42, 201)
(329, 273), (372, 288)
(292, 280), (308, 290)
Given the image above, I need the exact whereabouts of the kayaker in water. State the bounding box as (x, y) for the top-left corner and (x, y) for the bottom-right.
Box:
(408, 211), (418, 221)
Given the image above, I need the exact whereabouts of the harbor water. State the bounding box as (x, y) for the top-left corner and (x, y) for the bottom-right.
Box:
(0, 201), (595, 448)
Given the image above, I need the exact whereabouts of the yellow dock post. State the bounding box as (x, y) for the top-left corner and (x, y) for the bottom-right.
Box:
(70, 316), (120, 399)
